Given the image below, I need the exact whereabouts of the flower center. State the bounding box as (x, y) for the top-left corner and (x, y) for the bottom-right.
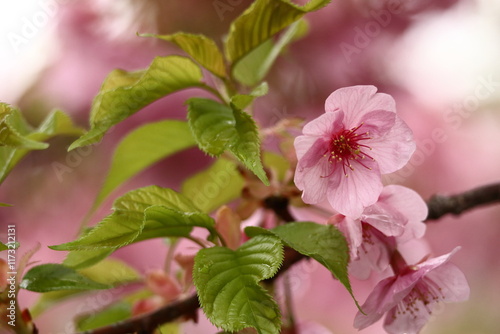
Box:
(393, 277), (445, 320)
(324, 123), (374, 177)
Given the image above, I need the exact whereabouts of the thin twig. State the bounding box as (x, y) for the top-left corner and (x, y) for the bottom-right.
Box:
(426, 183), (500, 220)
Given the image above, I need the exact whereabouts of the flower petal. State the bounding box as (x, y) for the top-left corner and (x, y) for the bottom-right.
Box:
(368, 116), (416, 174)
(325, 85), (396, 128)
(327, 159), (382, 218)
(423, 262), (470, 303)
(354, 276), (398, 330)
(294, 138), (331, 204)
(302, 110), (344, 137)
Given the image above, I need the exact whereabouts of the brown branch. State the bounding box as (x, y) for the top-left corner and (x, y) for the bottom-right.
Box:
(82, 184), (500, 333)
(426, 183), (500, 220)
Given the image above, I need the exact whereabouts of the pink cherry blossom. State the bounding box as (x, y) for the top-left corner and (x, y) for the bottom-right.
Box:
(294, 85), (415, 217)
(331, 185), (427, 278)
(354, 248), (470, 334)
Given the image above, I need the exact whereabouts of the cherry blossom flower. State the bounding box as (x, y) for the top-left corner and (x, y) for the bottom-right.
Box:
(331, 185), (427, 279)
(294, 85), (415, 217)
(354, 248), (470, 334)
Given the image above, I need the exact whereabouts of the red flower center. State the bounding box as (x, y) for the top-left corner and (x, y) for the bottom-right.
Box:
(324, 123), (374, 177)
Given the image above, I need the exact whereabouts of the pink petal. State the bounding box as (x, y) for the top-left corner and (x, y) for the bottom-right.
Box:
(354, 276), (398, 329)
(359, 110), (396, 137)
(379, 185), (428, 242)
(383, 300), (432, 334)
(302, 110), (344, 137)
(362, 200), (407, 237)
(335, 216), (363, 259)
(327, 160), (382, 218)
(294, 138), (331, 204)
(325, 85), (396, 128)
(368, 116), (416, 174)
(423, 262), (470, 303)
(294, 135), (320, 161)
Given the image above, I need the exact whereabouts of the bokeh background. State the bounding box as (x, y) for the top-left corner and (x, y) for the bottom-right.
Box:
(1, 0), (500, 333)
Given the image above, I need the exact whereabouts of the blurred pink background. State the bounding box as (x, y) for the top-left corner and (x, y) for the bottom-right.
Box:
(1, 0), (500, 333)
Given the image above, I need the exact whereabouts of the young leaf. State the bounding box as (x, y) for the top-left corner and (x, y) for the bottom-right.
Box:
(0, 108), (84, 184)
(233, 20), (308, 86)
(225, 0), (330, 67)
(20, 263), (112, 292)
(0, 242), (7, 251)
(182, 158), (244, 213)
(69, 56), (204, 150)
(90, 120), (196, 214)
(187, 98), (268, 184)
(0, 104), (47, 149)
(194, 235), (283, 334)
(245, 222), (360, 310)
(141, 32), (227, 78)
(230, 82), (269, 110)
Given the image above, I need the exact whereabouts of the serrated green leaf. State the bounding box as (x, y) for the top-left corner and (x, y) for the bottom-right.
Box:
(182, 158), (244, 213)
(77, 302), (131, 331)
(233, 20), (308, 86)
(0, 107), (83, 184)
(187, 98), (268, 185)
(230, 82), (269, 110)
(90, 120), (196, 214)
(69, 56), (204, 150)
(225, 0), (330, 67)
(194, 235), (283, 334)
(245, 222), (361, 310)
(20, 264), (112, 292)
(141, 32), (227, 78)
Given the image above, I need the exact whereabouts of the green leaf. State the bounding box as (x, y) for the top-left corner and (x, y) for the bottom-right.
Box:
(78, 258), (140, 286)
(0, 104), (47, 149)
(225, 0), (330, 67)
(0, 107), (84, 184)
(0, 203), (12, 207)
(245, 222), (360, 310)
(63, 249), (115, 269)
(230, 82), (269, 110)
(77, 302), (131, 332)
(69, 56), (204, 150)
(143, 205), (217, 241)
(141, 32), (227, 78)
(233, 20), (308, 86)
(91, 120), (196, 214)
(182, 158), (244, 213)
(0, 242), (7, 251)
(20, 264), (112, 292)
(51, 186), (201, 251)
(194, 235), (283, 334)
(187, 98), (268, 185)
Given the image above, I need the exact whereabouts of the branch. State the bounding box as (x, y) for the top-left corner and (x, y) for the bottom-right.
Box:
(82, 183), (500, 333)
(426, 183), (500, 220)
